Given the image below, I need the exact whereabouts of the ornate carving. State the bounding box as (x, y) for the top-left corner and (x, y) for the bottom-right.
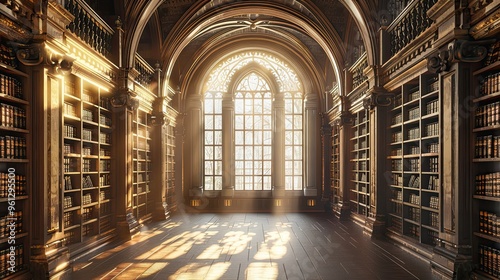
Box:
(45, 50), (75, 74)
(339, 111), (354, 126)
(363, 89), (392, 110)
(427, 39), (494, 73)
(470, 7), (500, 39)
(110, 88), (139, 111)
(0, 12), (33, 43)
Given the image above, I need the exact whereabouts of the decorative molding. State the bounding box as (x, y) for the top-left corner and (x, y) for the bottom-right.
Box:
(0, 11), (32, 43)
(427, 39), (494, 73)
(45, 48), (75, 74)
(339, 111), (354, 126)
(470, 6), (500, 39)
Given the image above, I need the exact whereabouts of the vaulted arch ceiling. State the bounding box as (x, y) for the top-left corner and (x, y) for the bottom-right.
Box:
(128, 0), (379, 102)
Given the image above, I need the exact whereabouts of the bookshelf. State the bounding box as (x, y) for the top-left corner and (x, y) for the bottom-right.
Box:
(62, 75), (114, 246)
(331, 122), (341, 213)
(165, 123), (176, 213)
(0, 46), (30, 278)
(472, 42), (500, 278)
(350, 110), (371, 217)
(387, 74), (440, 246)
(132, 109), (153, 222)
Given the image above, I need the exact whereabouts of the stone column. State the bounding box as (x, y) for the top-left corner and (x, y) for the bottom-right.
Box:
(151, 97), (168, 220)
(273, 92), (285, 196)
(304, 93), (319, 196)
(222, 93), (234, 197)
(185, 94), (203, 197)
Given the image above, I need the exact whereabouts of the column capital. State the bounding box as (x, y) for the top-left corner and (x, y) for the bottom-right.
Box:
(110, 88), (139, 112)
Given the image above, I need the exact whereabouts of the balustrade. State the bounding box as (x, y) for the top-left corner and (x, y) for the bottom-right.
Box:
(350, 53), (368, 90)
(135, 54), (155, 88)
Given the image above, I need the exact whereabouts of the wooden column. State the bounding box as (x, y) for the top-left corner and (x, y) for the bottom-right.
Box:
(222, 93), (234, 197)
(151, 97), (168, 220)
(304, 93), (319, 196)
(273, 92), (285, 197)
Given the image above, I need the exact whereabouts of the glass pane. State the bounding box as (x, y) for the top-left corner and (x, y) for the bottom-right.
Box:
(245, 161), (253, 174)
(285, 116), (293, 129)
(254, 161), (263, 174)
(245, 131), (253, 145)
(235, 161), (244, 175)
(205, 115), (214, 129)
(235, 146), (244, 160)
(205, 161), (213, 175)
(235, 131), (244, 145)
(254, 99), (262, 114)
(235, 115), (244, 129)
(215, 161), (223, 175)
(254, 115), (262, 129)
(215, 99), (222, 114)
(235, 176), (244, 190)
(214, 146), (222, 160)
(263, 116), (272, 129)
(263, 147), (272, 160)
(214, 115), (222, 129)
(205, 131), (213, 145)
(294, 131), (302, 145)
(294, 176), (302, 190)
(294, 161), (302, 175)
(245, 99), (253, 114)
(245, 176), (252, 190)
(285, 131), (293, 145)
(294, 100), (302, 113)
(285, 177), (292, 190)
(214, 131), (222, 145)
(285, 99), (293, 114)
(263, 100), (272, 114)
(263, 176), (272, 190)
(215, 176), (222, 190)
(245, 147), (253, 159)
(254, 131), (262, 145)
(235, 99), (244, 114)
(285, 161), (293, 175)
(205, 147), (213, 160)
(254, 146), (262, 159)
(263, 161), (271, 174)
(245, 116), (253, 129)
(205, 177), (213, 190)
(205, 98), (213, 113)
(294, 147), (302, 159)
(285, 146), (293, 160)
(263, 131), (272, 145)
(294, 116), (302, 129)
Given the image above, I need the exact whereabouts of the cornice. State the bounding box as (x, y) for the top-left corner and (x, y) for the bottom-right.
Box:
(0, 8), (32, 43)
(470, 6), (500, 39)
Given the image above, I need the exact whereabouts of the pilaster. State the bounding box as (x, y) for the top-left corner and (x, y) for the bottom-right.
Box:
(222, 93), (234, 197)
(273, 92), (285, 197)
(304, 93), (319, 197)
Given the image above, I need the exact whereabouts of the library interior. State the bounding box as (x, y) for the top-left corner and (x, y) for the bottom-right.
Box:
(0, 0), (499, 279)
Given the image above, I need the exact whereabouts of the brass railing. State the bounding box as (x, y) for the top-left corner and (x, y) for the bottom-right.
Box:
(64, 0), (114, 57)
(387, 0), (437, 56)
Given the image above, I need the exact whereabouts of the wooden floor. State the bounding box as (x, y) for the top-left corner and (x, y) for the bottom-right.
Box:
(72, 213), (432, 280)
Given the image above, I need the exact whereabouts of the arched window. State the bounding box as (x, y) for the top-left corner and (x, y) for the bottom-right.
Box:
(202, 52), (304, 192)
(234, 73), (273, 190)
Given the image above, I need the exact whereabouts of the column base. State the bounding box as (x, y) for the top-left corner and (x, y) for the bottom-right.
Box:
(153, 202), (169, 221)
(367, 216), (386, 239)
(272, 187), (285, 197)
(221, 187), (234, 197)
(303, 186), (317, 196)
(431, 244), (473, 280)
(116, 213), (140, 241)
(30, 245), (71, 280)
(189, 186), (203, 197)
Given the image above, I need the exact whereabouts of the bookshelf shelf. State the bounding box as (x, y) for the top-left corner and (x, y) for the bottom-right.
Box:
(350, 110), (371, 218)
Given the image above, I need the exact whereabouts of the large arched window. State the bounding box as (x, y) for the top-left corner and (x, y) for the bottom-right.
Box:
(202, 52), (303, 192)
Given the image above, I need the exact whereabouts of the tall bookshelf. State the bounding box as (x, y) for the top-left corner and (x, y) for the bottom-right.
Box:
(331, 121), (341, 213)
(387, 74), (440, 247)
(0, 50), (30, 278)
(62, 75), (114, 246)
(165, 123), (176, 213)
(350, 110), (370, 217)
(471, 43), (500, 279)
(132, 109), (153, 222)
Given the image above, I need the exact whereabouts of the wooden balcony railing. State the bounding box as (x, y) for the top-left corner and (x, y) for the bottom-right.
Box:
(135, 54), (155, 88)
(349, 52), (368, 90)
(387, 0), (437, 56)
(64, 0), (114, 57)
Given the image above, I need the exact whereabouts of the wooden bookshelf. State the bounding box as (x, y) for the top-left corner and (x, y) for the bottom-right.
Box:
(165, 123), (176, 213)
(62, 75), (114, 245)
(331, 122), (341, 214)
(132, 109), (153, 222)
(387, 74), (440, 247)
(472, 45), (500, 278)
(350, 110), (370, 217)
(0, 51), (30, 278)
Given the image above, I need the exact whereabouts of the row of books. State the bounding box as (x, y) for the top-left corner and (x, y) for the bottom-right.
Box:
(391, 148), (402, 156)
(82, 159), (93, 172)
(64, 144), (73, 154)
(409, 145), (419, 155)
(82, 91), (96, 103)
(393, 190), (402, 200)
(391, 174), (403, 186)
(480, 72), (500, 96)
(0, 136), (26, 159)
(0, 43), (17, 68)
(485, 41), (500, 66)
(426, 99), (439, 115)
(83, 128), (95, 141)
(0, 245), (24, 278)
(408, 175), (420, 188)
(0, 73), (22, 99)
(427, 142), (439, 153)
(0, 103), (26, 129)
(479, 210), (500, 237)
(64, 124), (77, 138)
(82, 207), (93, 221)
(429, 196), (439, 209)
(100, 114), (111, 126)
(479, 245), (500, 278)
(408, 158), (420, 172)
(428, 157), (439, 173)
(391, 201), (402, 215)
(408, 106), (420, 120)
(408, 207), (420, 222)
(99, 132), (111, 144)
(407, 127), (420, 140)
(63, 211), (73, 227)
(424, 122), (439, 137)
(392, 131), (402, 143)
(83, 193), (92, 205)
(476, 172), (500, 197)
(408, 193), (420, 204)
(393, 94), (402, 107)
(407, 87), (420, 102)
(63, 158), (77, 173)
(475, 135), (500, 158)
(100, 174), (110, 186)
(428, 78), (439, 93)
(63, 196), (73, 209)
(428, 175), (439, 191)
(100, 160), (110, 172)
(0, 173), (27, 197)
(407, 224), (420, 239)
(0, 211), (23, 238)
(392, 113), (402, 125)
(475, 101), (500, 128)
(83, 175), (94, 189)
(64, 102), (77, 117)
(82, 109), (95, 122)
(429, 212), (439, 228)
(391, 159), (402, 171)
